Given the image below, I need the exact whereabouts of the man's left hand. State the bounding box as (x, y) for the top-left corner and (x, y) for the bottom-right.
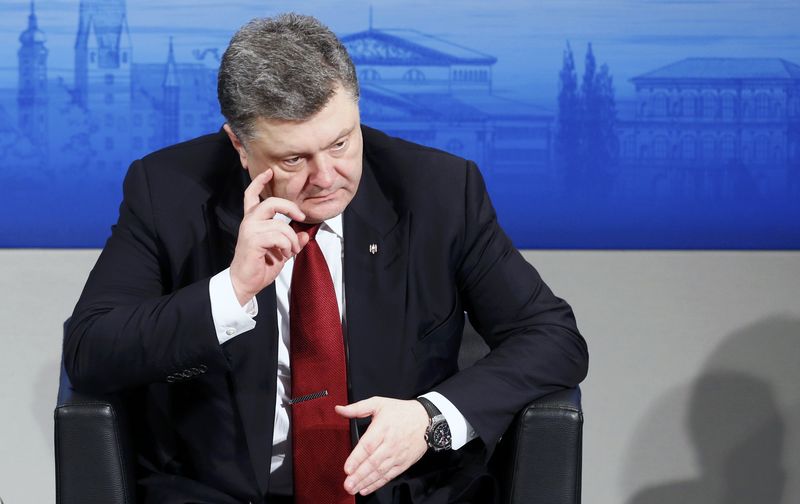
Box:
(335, 397), (429, 496)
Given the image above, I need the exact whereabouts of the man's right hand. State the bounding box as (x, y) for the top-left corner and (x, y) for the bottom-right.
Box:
(230, 169), (310, 305)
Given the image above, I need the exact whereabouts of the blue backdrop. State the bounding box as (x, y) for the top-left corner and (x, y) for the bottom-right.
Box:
(1, 0), (798, 248)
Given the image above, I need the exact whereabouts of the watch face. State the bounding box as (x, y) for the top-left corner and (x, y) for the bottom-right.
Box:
(431, 421), (452, 449)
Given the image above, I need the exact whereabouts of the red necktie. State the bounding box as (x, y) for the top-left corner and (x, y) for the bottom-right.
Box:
(289, 222), (354, 504)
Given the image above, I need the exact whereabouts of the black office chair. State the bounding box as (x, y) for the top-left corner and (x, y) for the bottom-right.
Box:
(55, 322), (583, 504)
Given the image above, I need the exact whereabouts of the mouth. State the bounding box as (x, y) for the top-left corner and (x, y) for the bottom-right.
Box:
(307, 191), (338, 201)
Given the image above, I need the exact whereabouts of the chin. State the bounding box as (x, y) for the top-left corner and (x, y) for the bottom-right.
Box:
(302, 200), (346, 223)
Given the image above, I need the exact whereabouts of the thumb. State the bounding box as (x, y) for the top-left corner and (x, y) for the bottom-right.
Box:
(297, 231), (311, 251)
(335, 397), (382, 419)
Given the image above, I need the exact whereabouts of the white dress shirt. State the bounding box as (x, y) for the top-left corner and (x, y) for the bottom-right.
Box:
(208, 213), (476, 494)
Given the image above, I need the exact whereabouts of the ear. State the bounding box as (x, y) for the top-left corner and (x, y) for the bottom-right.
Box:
(223, 124), (249, 170)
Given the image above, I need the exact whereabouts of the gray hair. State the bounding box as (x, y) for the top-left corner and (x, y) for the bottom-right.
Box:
(218, 13), (359, 143)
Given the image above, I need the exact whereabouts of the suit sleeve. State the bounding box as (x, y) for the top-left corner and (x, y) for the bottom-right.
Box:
(64, 160), (229, 394)
(431, 161), (588, 449)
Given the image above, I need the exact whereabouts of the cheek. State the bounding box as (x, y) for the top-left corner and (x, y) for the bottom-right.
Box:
(274, 174), (307, 199)
(344, 165), (362, 189)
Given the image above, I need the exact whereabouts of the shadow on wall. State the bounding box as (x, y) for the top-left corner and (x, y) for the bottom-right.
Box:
(626, 316), (800, 504)
(36, 358), (62, 446)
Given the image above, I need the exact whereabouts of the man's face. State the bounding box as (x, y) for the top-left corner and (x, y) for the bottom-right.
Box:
(225, 85), (363, 223)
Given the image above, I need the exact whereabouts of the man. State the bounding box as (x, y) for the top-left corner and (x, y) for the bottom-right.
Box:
(65, 13), (588, 504)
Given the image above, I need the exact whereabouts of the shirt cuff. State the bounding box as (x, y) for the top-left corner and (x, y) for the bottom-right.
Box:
(419, 391), (478, 450)
(209, 268), (258, 345)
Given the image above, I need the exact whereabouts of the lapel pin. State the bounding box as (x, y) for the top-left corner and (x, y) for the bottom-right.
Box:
(369, 243), (378, 255)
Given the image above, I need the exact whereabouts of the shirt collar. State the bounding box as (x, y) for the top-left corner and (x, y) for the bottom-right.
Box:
(274, 212), (343, 239)
(324, 213), (344, 238)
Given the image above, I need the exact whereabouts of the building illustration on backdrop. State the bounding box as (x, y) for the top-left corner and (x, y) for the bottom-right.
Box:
(16, 0), (48, 162)
(2, 0), (553, 182)
(617, 58), (800, 197)
(339, 27), (553, 175)
(5, 0), (221, 178)
(2, 0), (799, 199)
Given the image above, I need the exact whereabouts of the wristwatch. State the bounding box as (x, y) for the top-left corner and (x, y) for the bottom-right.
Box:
(416, 397), (452, 451)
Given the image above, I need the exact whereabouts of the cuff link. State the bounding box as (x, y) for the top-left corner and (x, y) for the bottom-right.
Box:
(166, 364), (207, 383)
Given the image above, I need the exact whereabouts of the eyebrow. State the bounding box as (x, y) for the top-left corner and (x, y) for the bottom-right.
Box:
(273, 125), (355, 159)
(326, 125), (355, 147)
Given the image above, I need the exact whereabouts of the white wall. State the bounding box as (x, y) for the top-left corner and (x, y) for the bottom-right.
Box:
(0, 250), (97, 504)
(1, 249), (798, 503)
(526, 251), (800, 504)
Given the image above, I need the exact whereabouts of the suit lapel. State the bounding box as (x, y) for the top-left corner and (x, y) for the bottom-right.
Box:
(211, 162), (250, 257)
(206, 159), (277, 496)
(344, 155), (412, 402)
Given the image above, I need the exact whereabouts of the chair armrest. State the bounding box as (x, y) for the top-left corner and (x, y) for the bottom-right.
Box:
(490, 387), (583, 504)
(54, 367), (136, 504)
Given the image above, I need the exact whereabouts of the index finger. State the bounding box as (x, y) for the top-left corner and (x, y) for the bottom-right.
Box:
(243, 169), (273, 214)
(251, 197), (306, 222)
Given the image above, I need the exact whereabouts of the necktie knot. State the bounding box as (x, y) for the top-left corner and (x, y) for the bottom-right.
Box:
(291, 221), (321, 240)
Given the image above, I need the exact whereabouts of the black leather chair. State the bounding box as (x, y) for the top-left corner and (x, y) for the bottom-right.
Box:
(55, 322), (583, 504)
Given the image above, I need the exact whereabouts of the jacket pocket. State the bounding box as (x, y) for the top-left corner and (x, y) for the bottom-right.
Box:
(412, 307), (464, 362)
(418, 303), (463, 342)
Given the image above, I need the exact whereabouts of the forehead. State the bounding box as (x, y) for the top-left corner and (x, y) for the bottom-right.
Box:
(248, 87), (360, 158)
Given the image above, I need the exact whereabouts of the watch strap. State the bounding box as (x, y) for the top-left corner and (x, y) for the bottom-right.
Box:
(417, 397), (452, 451)
(416, 397), (441, 419)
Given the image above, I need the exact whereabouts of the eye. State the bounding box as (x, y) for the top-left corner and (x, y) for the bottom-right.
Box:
(283, 156), (303, 167)
(331, 139), (348, 151)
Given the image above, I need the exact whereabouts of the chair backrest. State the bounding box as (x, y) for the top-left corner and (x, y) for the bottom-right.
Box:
(55, 321), (137, 504)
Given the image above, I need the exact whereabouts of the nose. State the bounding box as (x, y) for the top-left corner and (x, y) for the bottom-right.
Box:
(309, 155), (336, 188)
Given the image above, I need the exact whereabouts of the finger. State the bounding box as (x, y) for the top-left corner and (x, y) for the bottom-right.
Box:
(250, 196), (305, 222)
(250, 221), (302, 255)
(358, 475), (392, 496)
(343, 425), (382, 476)
(263, 247), (288, 267)
(297, 230), (311, 250)
(249, 230), (294, 258)
(242, 218), (302, 256)
(357, 452), (414, 495)
(336, 397), (380, 420)
(346, 439), (390, 488)
(348, 444), (396, 494)
(359, 472), (397, 496)
(243, 170), (273, 214)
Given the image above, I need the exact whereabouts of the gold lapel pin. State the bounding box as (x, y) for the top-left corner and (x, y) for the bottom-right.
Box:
(369, 243), (378, 255)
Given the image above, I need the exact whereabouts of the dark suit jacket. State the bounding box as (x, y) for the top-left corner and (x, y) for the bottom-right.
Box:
(65, 125), (588, 504)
